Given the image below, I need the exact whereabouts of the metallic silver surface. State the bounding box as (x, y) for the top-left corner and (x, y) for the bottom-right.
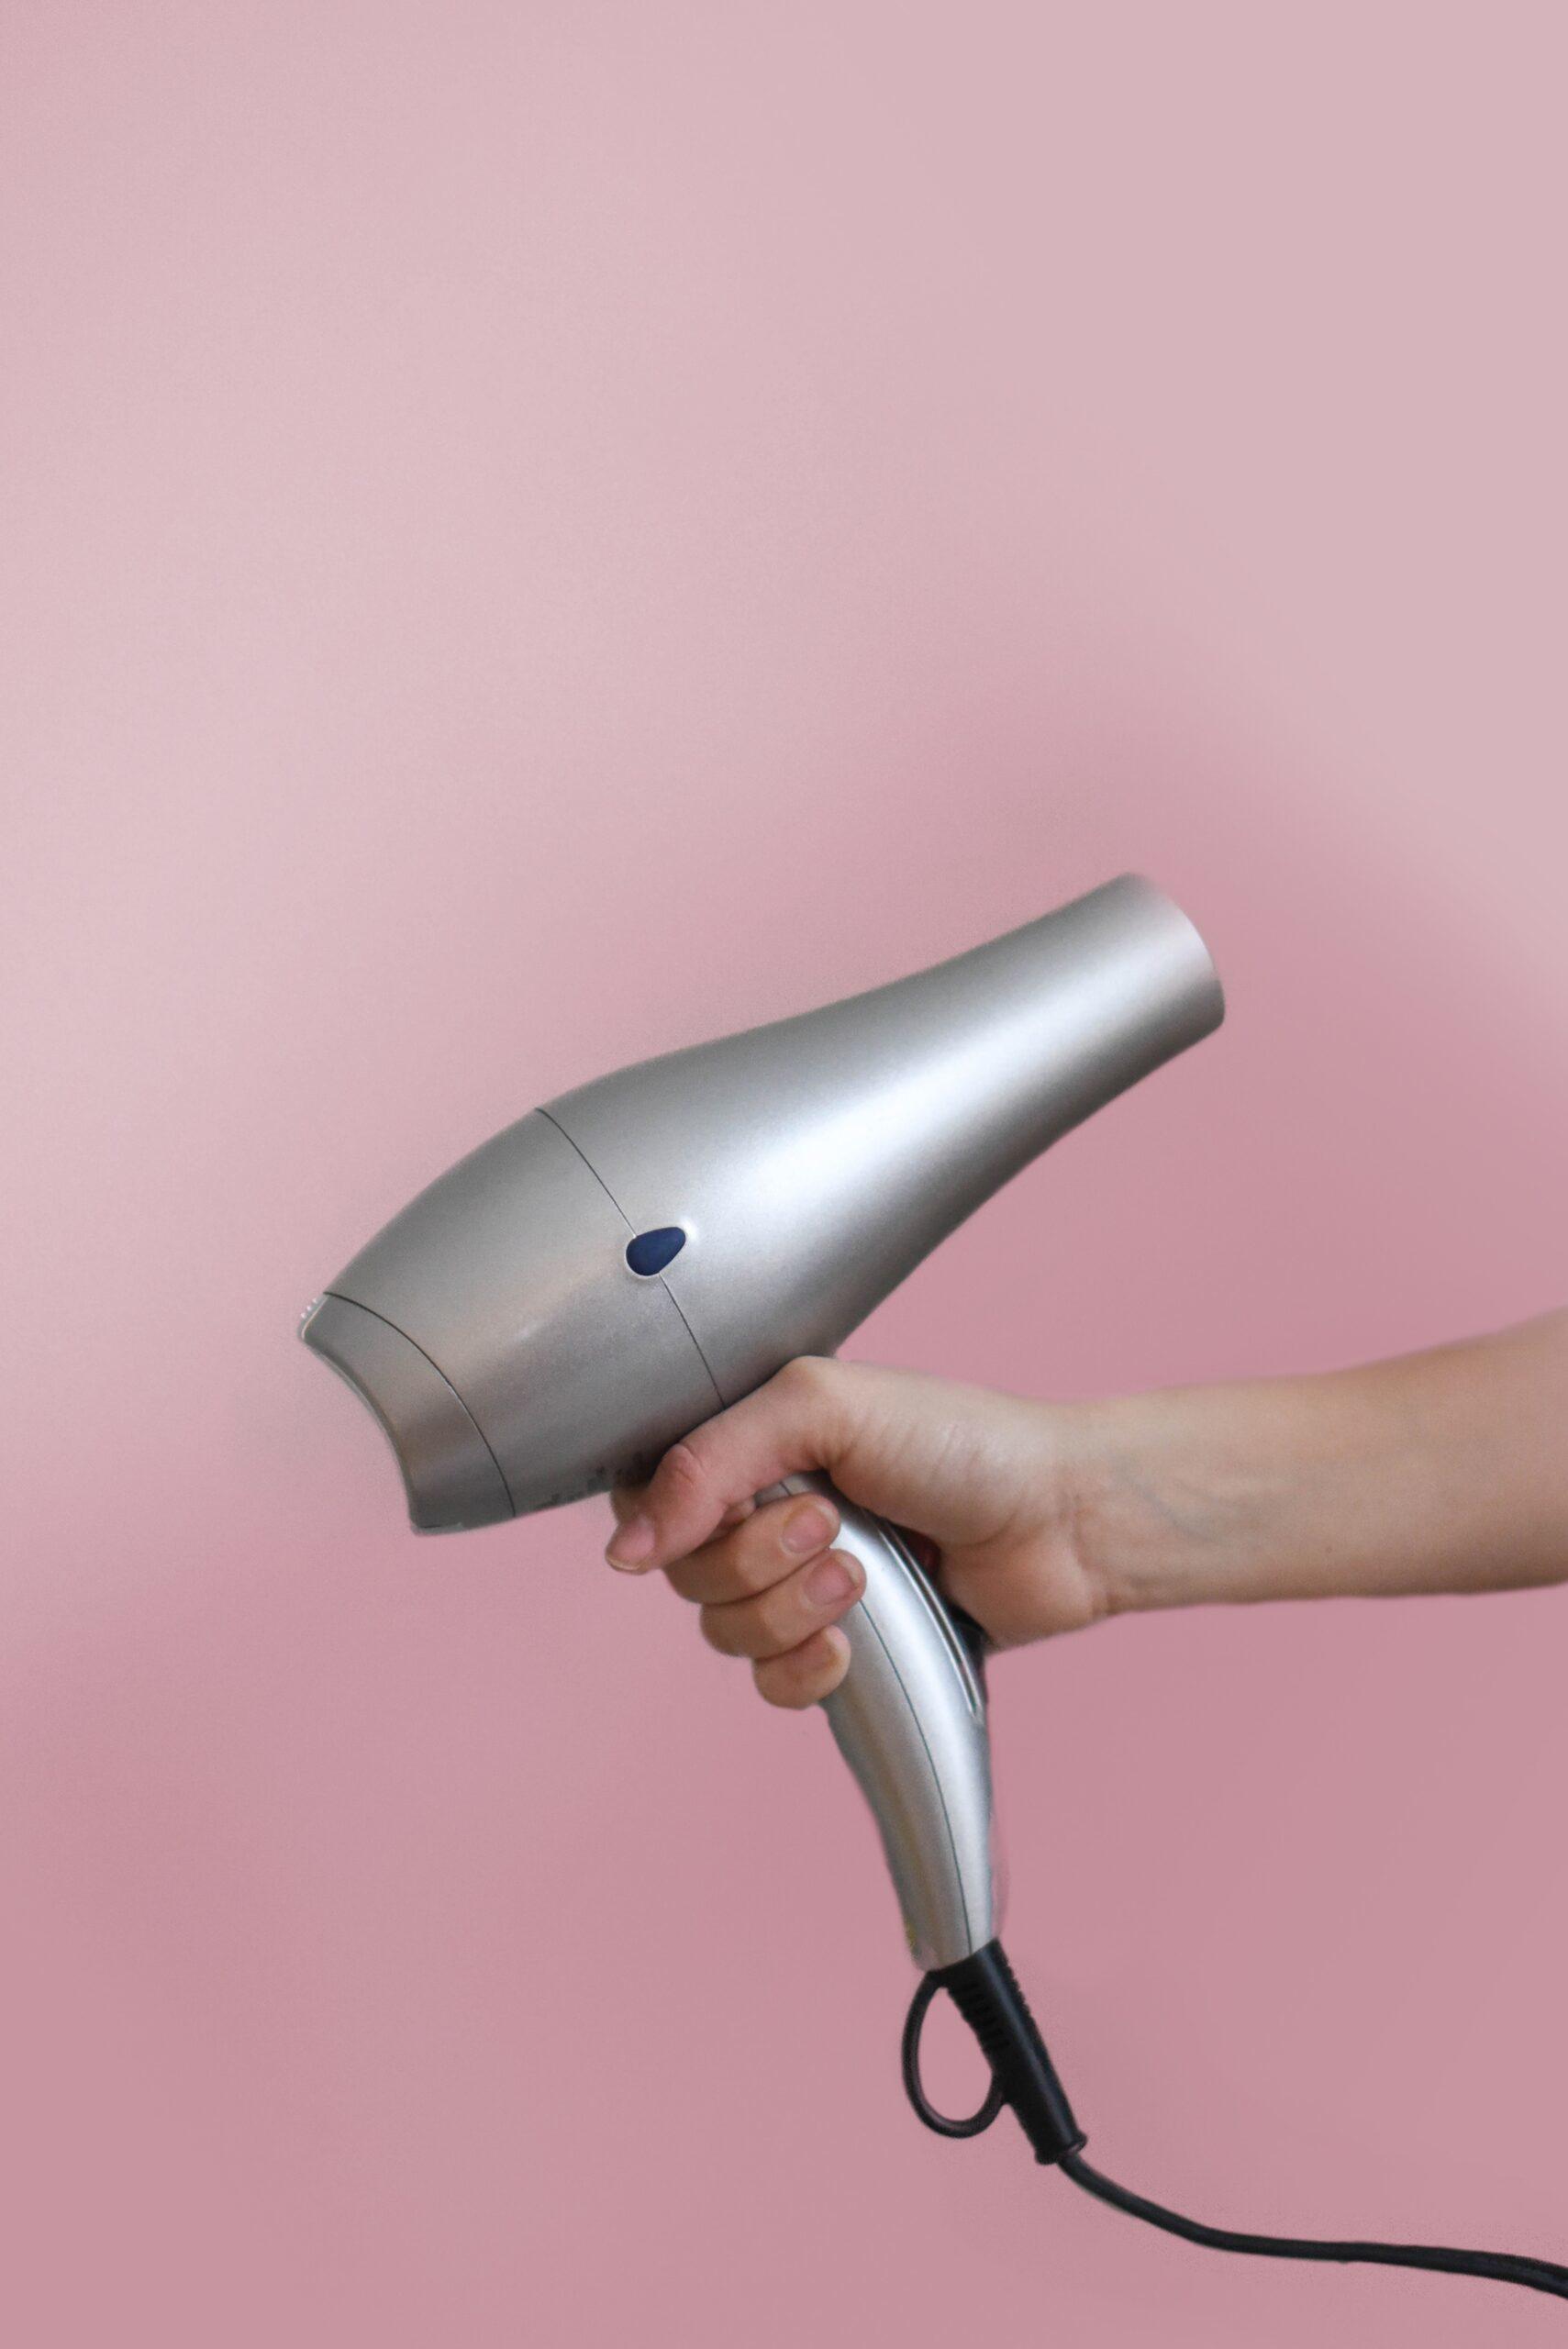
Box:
(304, 1108), (722, 1521)
(546, 874), (1221, 1402)
(781, 1474), (998, 1968)
(299, 1292), (513, 1531)
(301, 874), (1223, 1965)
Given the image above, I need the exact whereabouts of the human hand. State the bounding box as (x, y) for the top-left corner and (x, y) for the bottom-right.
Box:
(602, 1357), (1107, 1709)
(604, 1311), (1568, 1709)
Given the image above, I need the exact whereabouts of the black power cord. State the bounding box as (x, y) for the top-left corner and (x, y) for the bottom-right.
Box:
(1058, 2151), (1568, 2302)
(905, 1942), (1568, 2307)
(900, 1975), (1006, 2137)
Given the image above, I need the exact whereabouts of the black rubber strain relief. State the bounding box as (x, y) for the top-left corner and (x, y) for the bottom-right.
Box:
(929, 1940), (1086, 2165)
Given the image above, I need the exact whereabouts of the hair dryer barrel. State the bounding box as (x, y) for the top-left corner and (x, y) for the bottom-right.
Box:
(302, 875), (1221, 1531)
(545, 872), (1225, 1400)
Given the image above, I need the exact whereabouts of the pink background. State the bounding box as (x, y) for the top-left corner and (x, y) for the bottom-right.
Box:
(5, 5), (1566, 2343)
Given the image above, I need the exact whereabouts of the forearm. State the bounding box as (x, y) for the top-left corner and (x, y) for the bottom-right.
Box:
(1073, 1310), (1568, 1618)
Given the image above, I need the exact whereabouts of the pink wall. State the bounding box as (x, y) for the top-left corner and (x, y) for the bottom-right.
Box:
(5, 6), (1566, 2343)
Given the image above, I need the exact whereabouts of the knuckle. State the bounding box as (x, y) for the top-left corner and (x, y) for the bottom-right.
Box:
(713, 1586), (791, 1659)
(729, 1520), (789, 1596)
(656, 1437), (711, 1510)
(753, 1656), (814, 1710)
(750, 1583), (798, 1648)
(699, 1603), (740, 1657)
(722, 1504), (801, 1597)
(681, 1533), (762, 1605)
(754, 1631), (845, 1709)
(663, 1553), (709, 1603)
(776, 1353), (831, 1403)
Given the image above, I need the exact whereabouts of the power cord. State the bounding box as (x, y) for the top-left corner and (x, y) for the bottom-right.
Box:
(904, 1942), (1568, 2307)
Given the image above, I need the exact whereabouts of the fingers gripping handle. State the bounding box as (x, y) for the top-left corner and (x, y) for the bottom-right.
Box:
(776, 1471), (1003, 1970)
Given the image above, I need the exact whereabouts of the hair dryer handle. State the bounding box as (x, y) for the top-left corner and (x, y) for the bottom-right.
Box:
(774, 1472), (1002, 1971)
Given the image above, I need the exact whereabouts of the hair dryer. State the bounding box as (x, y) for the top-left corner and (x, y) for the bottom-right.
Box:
(301, 873), (1568, 2307)
(301, 874), (1217, 1991)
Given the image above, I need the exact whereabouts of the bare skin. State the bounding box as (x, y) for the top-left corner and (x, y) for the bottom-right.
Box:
(603, 1311), (1568, 1709)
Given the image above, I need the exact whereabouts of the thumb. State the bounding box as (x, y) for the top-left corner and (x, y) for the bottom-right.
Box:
(604, 1357), (869, 1572)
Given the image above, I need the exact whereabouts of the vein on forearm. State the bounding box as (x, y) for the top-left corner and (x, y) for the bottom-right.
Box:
(1081, 1310), (1568, 1616)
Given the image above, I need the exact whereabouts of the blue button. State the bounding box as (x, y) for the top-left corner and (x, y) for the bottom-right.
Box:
(625, 1226), (686, 1277)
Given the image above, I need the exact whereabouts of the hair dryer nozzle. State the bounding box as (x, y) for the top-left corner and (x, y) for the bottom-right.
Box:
(299, 1293), (514, 1531)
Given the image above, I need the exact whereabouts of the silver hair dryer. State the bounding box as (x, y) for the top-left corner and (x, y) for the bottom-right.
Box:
(300, 881), (1568, 2308)
(303, 875), (1218, 1983)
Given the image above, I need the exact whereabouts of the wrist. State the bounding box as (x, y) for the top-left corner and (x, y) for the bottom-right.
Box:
(1061, 1383), (1296, 1620)
(1059, 1319), (1568, 1622)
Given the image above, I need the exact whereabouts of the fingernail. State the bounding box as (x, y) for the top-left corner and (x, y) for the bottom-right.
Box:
(805, 1553), (857, 1608)
(783, 1501), (837, 1555)
(606, 1514), (655, 1569)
